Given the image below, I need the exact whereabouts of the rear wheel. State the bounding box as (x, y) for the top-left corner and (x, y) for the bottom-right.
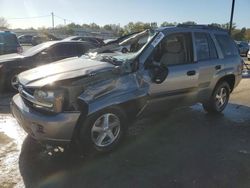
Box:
(202, 82), (230, 114)
(10, 75), (19, 90)
(79, 107), (127, 153)
(6, 73), (19, 91)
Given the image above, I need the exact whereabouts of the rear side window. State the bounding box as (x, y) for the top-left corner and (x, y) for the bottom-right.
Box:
(4, 34), (18, 46)
(215, 34), (238, 57)
(80, 43), (96, 52)
(0, 35), (4, 43)
(74, 43), (96, 55)
(194, 32), (217, 61)
(49, 43), (79, 57)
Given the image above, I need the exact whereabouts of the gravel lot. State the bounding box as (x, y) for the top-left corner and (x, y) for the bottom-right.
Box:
(0, 59), (250, 188)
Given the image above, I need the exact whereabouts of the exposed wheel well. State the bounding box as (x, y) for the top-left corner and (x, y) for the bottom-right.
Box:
(118, 97), (148, 123)
(216, 75), (235, 92)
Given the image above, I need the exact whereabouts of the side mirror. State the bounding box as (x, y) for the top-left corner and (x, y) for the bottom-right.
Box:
(150, 65), (168, 84)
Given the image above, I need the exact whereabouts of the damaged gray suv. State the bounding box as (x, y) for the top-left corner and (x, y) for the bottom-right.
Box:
(11, 25), (243, 153)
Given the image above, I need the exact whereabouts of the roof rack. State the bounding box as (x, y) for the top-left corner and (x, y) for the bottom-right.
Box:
(177, 24), (227, 32)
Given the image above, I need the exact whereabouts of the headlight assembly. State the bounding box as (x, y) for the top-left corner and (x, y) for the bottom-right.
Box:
(33, 89), (65, 113)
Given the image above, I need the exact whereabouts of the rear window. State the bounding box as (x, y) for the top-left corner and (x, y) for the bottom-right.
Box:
(4, 34), (18, 46)
(215, 34), (238, 57)
(0, 35), (3, 44)
(194, 32), (217, 61)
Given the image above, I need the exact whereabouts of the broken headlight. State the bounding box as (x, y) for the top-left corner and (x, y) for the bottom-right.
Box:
(33, 89), (65, 113)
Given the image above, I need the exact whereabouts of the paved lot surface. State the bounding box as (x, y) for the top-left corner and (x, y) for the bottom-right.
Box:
(0, 59), (250, 188)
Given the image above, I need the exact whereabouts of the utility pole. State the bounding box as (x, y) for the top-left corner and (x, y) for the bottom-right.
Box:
(51, 12), (55, 31)
(229, 0), (235, 35)
(64, 19), (66, 25)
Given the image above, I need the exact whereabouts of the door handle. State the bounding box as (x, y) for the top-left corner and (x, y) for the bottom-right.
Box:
(215, 65), (221, 70)
(187, 70), (196, 76)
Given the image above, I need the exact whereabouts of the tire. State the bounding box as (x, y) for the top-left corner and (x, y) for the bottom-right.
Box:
(121, 48), (128, 53)
(78, 107), (127, 153)
(6, 73), (19, 91)
(202, 81), (230, 114)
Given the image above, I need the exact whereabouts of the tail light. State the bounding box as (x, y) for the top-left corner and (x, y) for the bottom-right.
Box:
(240, 59), (244, 71)
(17, 46), (23, 54)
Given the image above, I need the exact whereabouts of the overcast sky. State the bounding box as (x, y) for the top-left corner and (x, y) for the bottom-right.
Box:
(0, 0), (249, 29)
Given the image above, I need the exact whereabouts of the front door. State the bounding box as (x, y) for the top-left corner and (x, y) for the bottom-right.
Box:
(145, 32), (199, 111)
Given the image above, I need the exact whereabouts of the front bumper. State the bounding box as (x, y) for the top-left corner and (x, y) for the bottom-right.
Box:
(11, 94), (80, 144)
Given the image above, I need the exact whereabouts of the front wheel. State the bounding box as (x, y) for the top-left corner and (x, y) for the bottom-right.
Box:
(202, 82), (230, 114)
(79, 107), (127, 153)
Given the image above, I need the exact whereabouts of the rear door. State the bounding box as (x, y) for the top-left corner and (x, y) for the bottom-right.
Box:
(193, 32), (221, 101)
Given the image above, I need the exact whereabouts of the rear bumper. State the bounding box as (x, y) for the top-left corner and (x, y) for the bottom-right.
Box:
(233, 74), (242, 90)
(11, 94), (80, 145)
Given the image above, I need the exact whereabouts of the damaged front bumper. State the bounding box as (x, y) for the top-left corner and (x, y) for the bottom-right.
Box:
(11, 94), (80, 145)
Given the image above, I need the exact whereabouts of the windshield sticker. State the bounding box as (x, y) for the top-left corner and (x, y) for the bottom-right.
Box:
(151, 32), (164, 47)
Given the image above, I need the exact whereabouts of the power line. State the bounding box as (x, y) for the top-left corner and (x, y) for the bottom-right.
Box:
(54, 15), (75, 24)
(5, 13), (77, 27)
(6, 15), (51, 20)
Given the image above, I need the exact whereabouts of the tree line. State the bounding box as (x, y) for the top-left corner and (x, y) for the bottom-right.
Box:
(1, 17), (249, 41)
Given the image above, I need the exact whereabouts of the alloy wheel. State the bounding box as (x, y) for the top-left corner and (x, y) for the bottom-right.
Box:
(91, 113), (121, 147)
(215, 87), (228, 109)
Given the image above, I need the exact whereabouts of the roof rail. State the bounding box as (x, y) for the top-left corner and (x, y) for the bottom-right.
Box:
(177, 24), (227, 32)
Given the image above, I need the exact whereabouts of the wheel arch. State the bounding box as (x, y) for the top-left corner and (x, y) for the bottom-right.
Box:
(215, 74), (235, 93)
(71, 93), (147, 142)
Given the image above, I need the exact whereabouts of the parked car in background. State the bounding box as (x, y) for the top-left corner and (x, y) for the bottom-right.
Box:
(93, 31), (149, 54)
(63, 36), (104, 47)
(11, 25), (242, 154)
(236, 41), (249, 57)
(0, 31), (23, 55)
(18, 34), (33, 45)
(102, 31), (145, 53)
(0, 40), (97, 91)
(32, 34), (61, 46)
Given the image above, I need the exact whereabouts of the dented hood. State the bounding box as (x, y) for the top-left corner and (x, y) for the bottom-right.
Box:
(18, 56), (114, 88)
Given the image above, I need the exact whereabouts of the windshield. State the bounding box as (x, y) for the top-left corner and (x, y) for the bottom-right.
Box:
(89, 29), (156, 63)
(21, 41), (56, 56)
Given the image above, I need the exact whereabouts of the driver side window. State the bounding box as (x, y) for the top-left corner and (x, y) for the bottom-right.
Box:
(153, 32), (193, 67)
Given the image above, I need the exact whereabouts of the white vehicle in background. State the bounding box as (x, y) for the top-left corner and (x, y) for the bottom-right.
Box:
(248, 48), (250, 61)
(103, 32), (149, 53)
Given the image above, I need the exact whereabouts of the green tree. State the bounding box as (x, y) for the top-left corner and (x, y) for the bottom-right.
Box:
(233, 27), (247, 41)
(123, 22), (152, 34)
(103, 24), (112, 31)
(181, 21), (197, 25)
(160, 22), (177, 27)
(89, 23), (100, 30)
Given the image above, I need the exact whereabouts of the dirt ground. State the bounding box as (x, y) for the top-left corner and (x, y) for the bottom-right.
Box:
(0, 60), (250, 188)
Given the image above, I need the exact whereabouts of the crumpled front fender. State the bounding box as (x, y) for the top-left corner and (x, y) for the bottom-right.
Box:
(78, 72), (149, 116)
